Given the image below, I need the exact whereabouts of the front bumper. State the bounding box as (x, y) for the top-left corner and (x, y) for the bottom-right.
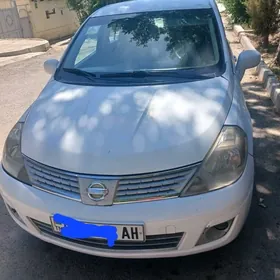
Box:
(0, 155), (254, 259)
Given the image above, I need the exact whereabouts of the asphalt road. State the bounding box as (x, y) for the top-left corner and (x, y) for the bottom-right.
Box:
(0, 27), (280, 280)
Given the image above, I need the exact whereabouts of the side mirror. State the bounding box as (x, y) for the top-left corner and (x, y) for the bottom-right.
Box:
(44, 59), (59, 75)
(236, 50), (261, 81)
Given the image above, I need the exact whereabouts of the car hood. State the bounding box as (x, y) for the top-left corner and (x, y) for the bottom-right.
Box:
(22, 78), (232, 175)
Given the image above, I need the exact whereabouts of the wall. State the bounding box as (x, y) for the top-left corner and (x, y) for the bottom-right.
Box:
(0, 0), (13, 9)
(28, 0), (79, 41)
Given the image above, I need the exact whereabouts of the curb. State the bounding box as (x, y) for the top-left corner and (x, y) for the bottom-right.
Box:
(0, 39), (50, 58)
(233, 24), (280, 113)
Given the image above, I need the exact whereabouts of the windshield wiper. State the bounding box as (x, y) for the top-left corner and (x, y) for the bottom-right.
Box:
(100, 70), (216, 79)
(62, 68), (97, 82)
(62, 68), (216, 83)
(177, 70), (217, 79)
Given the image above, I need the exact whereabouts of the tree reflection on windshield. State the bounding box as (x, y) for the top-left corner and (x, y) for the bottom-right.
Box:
(106, 9), (219, 68)
(61, 8), (224, 84)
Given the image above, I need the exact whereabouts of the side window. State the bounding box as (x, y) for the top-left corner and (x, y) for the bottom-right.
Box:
(75, 26), (100, 65)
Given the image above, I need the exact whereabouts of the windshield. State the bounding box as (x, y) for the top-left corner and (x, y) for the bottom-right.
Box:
(56, 9), (225, 85)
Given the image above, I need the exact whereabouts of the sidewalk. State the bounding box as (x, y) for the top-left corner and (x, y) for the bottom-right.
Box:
(0, 37), (70, 68)
(217, 2), (226, 13)
(0, 38), (50, 57)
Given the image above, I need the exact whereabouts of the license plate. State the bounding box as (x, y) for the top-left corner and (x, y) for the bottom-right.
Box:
(50, 215), (145, 242)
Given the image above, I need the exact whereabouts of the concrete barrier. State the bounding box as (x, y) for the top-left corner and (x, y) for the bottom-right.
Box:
(233, 24), (280, 113)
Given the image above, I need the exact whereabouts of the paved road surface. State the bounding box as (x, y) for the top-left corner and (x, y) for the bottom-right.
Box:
(0, 25), (280, 280)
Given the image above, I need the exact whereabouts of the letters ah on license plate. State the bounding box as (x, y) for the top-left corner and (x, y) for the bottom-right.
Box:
(116, 225), (145, 242)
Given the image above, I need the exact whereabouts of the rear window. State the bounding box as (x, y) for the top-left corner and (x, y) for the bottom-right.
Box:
(57, 9), (225, 85)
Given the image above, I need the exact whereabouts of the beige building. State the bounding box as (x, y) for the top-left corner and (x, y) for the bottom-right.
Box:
(0, 0), (80, 40)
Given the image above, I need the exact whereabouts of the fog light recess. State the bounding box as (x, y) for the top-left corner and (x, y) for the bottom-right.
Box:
(196, 219), (234, 246)
(6, 204), (25, 225)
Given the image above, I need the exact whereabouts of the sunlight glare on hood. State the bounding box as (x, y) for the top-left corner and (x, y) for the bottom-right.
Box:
(99, 101), (113, 115)
(148, 89), (221, 135)
(52, 88), (86, 102)
(134, 91), (153, 109)
(32, 119), (46, 141)
(61, 127), (84, 154)
(78, 115), (99, 130)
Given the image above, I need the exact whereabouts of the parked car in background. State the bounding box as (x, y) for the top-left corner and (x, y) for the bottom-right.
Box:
(0, 0), (260, 258)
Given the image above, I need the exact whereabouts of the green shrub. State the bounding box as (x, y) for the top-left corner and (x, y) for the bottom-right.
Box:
(68, 0), (127, 24)
(222, 0), (250, 23)
(247, 0), (280, 48)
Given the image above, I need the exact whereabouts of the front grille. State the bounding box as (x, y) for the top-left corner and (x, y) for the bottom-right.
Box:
(31, 219), (184, 251)
(115, 166), (197, 203)
(24, 157), (198, 203)
(25, 158), (81, 201)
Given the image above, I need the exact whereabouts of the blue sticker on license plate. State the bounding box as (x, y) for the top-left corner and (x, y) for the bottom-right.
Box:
(51, 214), (118, 247)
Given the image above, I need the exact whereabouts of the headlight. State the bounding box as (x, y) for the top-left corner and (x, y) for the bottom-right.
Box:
(2, 122), (31, 185)
(181, 126), (248, 197)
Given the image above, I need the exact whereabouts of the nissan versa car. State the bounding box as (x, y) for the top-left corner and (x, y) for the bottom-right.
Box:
(0, 0), (261, 258)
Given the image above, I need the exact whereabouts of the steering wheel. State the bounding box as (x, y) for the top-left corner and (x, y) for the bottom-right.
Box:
(173, 44), (188, 60)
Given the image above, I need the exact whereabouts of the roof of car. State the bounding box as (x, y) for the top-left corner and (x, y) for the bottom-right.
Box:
(91, 0), (215, 17)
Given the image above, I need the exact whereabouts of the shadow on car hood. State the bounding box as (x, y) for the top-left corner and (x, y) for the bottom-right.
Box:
(22, 78), (232, 175)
